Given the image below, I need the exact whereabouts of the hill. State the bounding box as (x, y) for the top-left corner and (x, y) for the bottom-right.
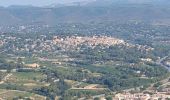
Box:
(0, 0), (170, 25)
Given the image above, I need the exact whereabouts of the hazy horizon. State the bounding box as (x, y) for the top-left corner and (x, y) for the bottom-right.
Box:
(0, 0), (91, 7)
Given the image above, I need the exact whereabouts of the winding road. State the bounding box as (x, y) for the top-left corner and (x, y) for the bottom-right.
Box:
(156, 56), (170, 71)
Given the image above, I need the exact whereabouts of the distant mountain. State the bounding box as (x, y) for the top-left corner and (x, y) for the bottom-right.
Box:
(46, 0), (96, 8)
(0, 0), (170, 25)
(86, 0), (170, 6)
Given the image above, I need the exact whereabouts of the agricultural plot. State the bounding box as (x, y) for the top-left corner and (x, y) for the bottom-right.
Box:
(0, 89), (46, 100)
(4, 72), (48, 90)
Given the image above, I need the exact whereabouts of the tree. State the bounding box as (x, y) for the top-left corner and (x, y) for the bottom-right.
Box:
(106, 96), (112, 100)
(17, 57), (23, 68)
(94, 97), (100, 100)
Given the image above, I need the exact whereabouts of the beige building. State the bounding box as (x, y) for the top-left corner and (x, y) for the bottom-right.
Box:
(25, 63), (40, 68)
(114, 93), (150, 100)
(114, 92), (170, 100)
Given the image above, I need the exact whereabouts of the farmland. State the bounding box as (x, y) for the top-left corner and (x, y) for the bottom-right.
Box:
(0, 21), (170, 99)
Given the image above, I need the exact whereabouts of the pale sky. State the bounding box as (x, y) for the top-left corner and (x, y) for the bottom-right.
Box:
(0, 0), (90, 7)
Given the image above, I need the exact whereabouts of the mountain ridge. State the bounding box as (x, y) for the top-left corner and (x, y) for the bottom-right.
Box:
(0, 0), (170, 25)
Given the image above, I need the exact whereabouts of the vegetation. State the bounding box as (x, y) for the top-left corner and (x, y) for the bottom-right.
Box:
(0, 20), (170, 99)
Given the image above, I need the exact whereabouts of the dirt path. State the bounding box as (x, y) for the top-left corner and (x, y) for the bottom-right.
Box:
(0, 91), (8, 95)
(71, 84), (106, 90)
(71, 88), (106, 90)
(84, 84), (98, 89)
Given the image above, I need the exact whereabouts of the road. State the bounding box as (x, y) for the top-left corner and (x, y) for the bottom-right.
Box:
(123, 56), (170, 92)
(156, 56), (170, 71)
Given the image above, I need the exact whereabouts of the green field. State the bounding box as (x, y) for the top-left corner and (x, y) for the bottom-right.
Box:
(2, 72), (48, 91)
(0, 90), (46, 100)
(12, 72), (45, 80)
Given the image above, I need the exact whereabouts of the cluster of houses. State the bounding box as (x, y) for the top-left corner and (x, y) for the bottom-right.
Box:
(0, 34), (154, 54)
(165, 60), (170, 67)
(53, 35), (125, 48)
(0, 40), (4, 46)
(113, 92), (170, 100)
(53, 35), (154, 52)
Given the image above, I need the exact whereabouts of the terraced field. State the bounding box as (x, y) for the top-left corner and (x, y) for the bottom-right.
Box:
(0, 89), (46, 100)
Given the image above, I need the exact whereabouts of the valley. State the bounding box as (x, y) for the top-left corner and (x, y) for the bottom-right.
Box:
(0, 0), (170, 99)
(0, 21), (170, 99)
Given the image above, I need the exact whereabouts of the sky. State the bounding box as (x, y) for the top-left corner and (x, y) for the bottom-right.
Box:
(0, 0), (90, 7)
